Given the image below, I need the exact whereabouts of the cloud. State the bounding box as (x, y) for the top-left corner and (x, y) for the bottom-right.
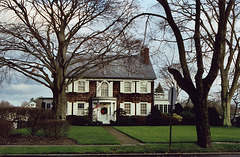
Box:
(0, 83), (52, 106)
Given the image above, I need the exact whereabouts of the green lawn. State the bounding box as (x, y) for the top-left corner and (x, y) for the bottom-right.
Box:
(13, 126), (120, 145)
(3, 125), (240, 154)
(68, 126), (120, 145)
(1, 143), (240, 154)
(114, 126), (240, 143)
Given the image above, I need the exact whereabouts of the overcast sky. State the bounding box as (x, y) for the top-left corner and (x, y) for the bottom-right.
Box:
(0, 0), (159, 106)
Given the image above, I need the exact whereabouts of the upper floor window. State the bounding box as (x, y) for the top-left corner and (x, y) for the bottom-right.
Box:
(101, 82), (109, 97)
(124, 82), (131, 93)
(140, 82), (147, 93)
(78, 81), (85, 92)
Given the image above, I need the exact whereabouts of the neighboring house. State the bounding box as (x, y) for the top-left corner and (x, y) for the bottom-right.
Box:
(66, 48), (157, 124)
(39, 97), (53, 110)
(154, 92), (171, 113)
(29, 102), (37, 108)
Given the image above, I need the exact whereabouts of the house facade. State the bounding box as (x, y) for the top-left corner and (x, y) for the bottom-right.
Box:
(66, 48), (157, 124)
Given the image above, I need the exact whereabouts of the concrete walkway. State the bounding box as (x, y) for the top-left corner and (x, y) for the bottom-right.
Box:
(102, 126), (140, 145)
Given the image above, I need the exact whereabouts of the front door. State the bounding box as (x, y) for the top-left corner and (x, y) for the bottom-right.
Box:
(99, 105), (110, 124)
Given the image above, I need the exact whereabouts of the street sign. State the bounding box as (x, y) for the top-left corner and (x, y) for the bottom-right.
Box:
(168, 87), (177, 147)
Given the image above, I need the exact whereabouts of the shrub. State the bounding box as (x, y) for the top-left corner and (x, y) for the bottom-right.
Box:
(114, 116), (146, 126)
(180, 111), (196, 125)
(66, 115), (90, 126)
(26, 108), (55, 136)
(0, 119), (13, 137)
(208, 107), (222, 126)
(39, 120), (70, 138)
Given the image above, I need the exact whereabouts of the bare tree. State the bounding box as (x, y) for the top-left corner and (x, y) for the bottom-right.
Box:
(21, 101), (30, 108)
(0, 100), (13, 107)
(219, 2), (240, 126)
(0, 0), (140, 120)
(140, 0), (234, 147)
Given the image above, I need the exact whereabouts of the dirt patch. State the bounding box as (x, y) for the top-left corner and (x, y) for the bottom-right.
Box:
(0, 134), (77, 145)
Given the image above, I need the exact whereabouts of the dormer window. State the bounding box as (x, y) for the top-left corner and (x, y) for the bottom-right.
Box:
(101, 82), (109, 97)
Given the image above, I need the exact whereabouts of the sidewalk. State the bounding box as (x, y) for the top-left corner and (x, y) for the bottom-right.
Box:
(102, 126), (140, 145)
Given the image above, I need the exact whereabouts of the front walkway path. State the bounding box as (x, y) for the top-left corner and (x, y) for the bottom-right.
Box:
(102, 126), (141, 145)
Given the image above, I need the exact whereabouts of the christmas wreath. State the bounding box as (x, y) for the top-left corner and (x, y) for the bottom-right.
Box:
(101, 107), (107, 114)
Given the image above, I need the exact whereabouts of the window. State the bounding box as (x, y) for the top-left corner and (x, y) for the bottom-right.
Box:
(124, 82), (131, 92)
(124, 103), (131, 115)
(78, 81), (85, 92)
(140, 103), (147, 115)
(101, 82), (109, 97)
(156, 104), (163, 113)
(164, 105), (168, 113)
(78, 103), (85, 115)
(140, 82), (147, 93)
(41, 102), (45, 109)
(47, 103), (51, 109)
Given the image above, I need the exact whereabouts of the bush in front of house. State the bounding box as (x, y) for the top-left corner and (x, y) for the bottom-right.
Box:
(180, 111), (196, 125)
(0, 119), (13, 137)
(208, 107), (223, 126)
(113, 116), (146, 126)
(39, 120), (70, 138)
(26, 108), (55, 136)
(66, 115), (90, 126)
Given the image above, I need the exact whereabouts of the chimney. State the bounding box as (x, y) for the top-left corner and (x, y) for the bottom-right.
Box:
(140, 48), (149, 64)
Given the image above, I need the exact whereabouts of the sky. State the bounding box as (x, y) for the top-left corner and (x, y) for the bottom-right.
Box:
(0, 0), (159, 106)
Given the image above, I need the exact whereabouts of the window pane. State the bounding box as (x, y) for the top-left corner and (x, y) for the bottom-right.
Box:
(101, 82), (108, 97)
(124, 82), (131, 92)
(78, 103), (85, 115)
(140, 103), (147, 115)
(124, 103), (131, 115)
(78, 81), (85, 92)
(140, 82), (147, 93)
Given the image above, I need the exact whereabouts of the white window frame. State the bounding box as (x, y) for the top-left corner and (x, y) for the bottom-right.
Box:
(120, 81), (135, 93)
(140, 103), (147, 115)
(74, 80), (89, 93)
(96, 81), (113, 97)
(136, 81), (151, 94)
(124, 103), (131, 115)
(78, 81), (85, 92)
(136, 102), (151, 116)
(101, 82), (109, 97)
(120, 102), (135, 116)
(124, 82), (131, 93)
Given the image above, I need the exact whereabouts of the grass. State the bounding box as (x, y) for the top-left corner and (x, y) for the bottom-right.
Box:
(1, 143), (240, 154)
(3, 125), (240, 154)
(68, 126), (120, 145)
(13, 126), (120, 145)
(114, 125), (240, 143)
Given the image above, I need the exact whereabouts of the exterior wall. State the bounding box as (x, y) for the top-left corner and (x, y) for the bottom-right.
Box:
(66, 79), (155, 119)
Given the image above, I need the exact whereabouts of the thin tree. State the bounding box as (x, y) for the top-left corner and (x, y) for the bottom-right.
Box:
(0, 0), (140, 120)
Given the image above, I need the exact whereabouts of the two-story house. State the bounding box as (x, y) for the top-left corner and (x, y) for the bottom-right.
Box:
(66, 48), (157, 124)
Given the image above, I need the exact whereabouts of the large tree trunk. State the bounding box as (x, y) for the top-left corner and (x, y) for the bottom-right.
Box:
(192, 95), (212, 148)
(222, 100), (232, 126)
(51, 68), (67, 120)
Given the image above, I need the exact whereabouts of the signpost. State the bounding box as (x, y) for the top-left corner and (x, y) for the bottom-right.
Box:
(168, 87), (177, 147)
